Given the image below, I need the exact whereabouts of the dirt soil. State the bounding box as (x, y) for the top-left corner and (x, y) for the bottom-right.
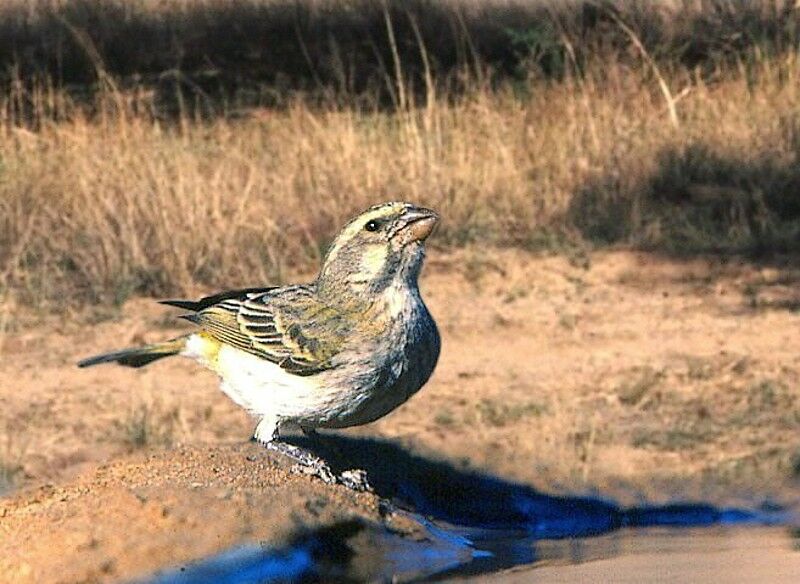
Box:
(1, 249), (799, 582)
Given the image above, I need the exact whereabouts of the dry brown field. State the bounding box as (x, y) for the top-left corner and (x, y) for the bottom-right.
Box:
(1, 1), (799, 581)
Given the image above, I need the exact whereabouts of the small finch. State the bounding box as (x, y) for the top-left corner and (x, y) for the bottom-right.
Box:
(79, 202), (440, 451)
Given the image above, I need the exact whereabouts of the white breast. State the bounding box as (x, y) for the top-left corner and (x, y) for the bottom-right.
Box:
(183, 335), (333, 420)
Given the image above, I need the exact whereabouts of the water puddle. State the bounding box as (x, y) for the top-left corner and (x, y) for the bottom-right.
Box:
(145, 514), (798, 583)
(143, 436), (799, 582)
(493, 527), (800, 583)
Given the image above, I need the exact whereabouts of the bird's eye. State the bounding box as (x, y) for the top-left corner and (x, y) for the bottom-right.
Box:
(364, 220), (380, 232)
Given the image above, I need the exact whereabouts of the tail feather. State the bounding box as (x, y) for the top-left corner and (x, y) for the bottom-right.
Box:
(77, 337), (187, 369)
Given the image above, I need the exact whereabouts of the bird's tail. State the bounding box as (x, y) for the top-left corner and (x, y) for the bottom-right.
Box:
(77, 336), (188, 369)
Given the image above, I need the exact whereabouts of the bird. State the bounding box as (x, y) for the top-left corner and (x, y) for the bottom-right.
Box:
(78, 202), (441, 464)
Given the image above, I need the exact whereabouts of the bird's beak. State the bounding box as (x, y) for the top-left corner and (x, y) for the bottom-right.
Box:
(399, 206), (439, 243)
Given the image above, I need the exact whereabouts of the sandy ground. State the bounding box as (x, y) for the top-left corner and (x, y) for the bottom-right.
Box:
(1, 249), (799, 582)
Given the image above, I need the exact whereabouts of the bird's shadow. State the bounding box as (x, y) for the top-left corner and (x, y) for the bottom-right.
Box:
(285, 433), (773, 538)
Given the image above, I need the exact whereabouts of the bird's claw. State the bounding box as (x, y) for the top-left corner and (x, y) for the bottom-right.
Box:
(264, 441), (372, 492)
(337, 468), (372, 492)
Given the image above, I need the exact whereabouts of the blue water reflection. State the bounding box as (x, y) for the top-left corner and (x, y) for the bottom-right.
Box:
(143, 436), (796, 583)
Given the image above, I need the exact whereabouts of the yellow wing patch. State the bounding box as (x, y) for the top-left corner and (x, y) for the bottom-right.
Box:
(191, 332), (224, 366)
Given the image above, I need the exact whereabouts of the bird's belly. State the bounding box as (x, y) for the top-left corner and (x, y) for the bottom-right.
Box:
(183, 329), (436, 428)
(184, 337), (330, 419)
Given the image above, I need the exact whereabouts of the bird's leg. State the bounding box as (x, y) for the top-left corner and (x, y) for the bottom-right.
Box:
(253, 419), (370, 491)
(253, 417), (280, 444)
(291, 428), (371, 492)
(267, 440), (339, 485)
(253, 417), (337, 484)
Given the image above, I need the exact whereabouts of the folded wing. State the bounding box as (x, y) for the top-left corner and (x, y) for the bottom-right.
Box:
(174, 286), (348, 376)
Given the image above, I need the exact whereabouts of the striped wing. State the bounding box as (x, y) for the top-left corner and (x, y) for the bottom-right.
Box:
(181, 286), (346, 376)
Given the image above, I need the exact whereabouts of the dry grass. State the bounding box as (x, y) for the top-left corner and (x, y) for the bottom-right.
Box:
(0, 0), (799, 309)
(117, 401), (181, 450)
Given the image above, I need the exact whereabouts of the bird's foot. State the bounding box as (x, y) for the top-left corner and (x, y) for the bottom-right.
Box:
(263, 441), (371, 492)
(337, 468), (372, 492)
(265, 441), (337, 484)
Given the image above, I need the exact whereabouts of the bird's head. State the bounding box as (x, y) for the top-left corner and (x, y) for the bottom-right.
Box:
(316, 202), (439, 299)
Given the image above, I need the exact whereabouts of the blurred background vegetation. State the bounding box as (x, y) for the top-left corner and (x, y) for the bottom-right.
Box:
(1, 0), (799, 308)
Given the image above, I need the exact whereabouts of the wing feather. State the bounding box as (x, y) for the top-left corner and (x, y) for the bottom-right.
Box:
(160, 287), (277, 311)
(181, 286), (347, 376)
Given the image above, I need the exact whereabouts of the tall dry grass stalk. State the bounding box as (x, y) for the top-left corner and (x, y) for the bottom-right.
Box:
(0, 1), (799, 309)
